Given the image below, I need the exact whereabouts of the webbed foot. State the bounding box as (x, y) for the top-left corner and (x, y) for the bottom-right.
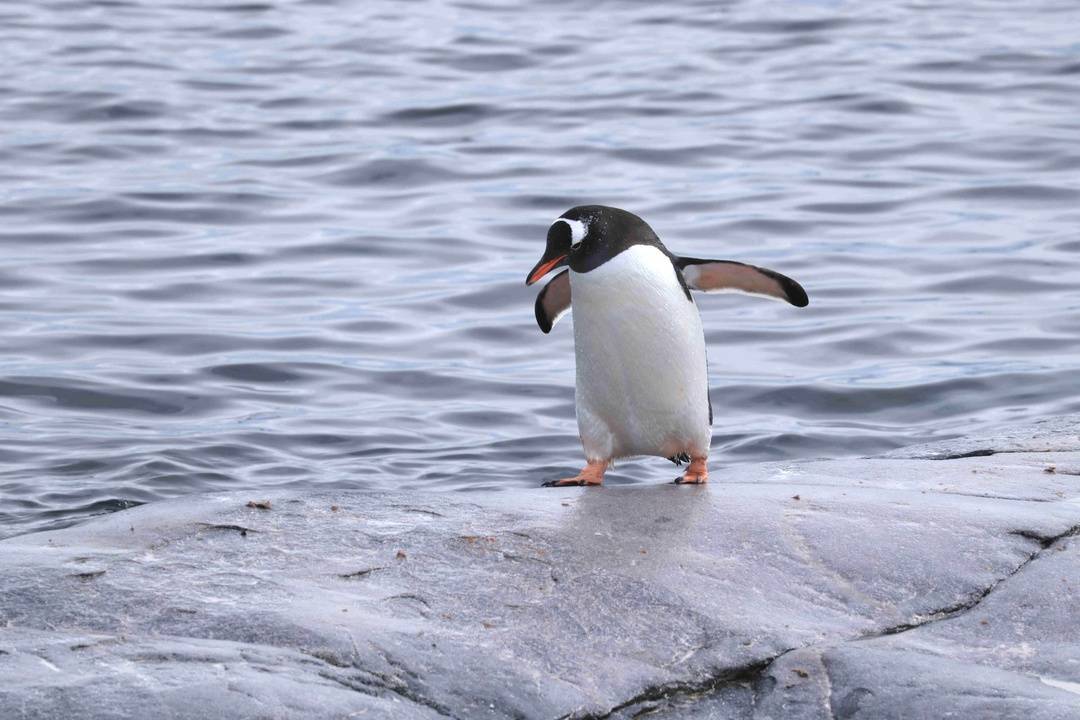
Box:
(541, 460), (607, 488)
(674, 456), (708, 485)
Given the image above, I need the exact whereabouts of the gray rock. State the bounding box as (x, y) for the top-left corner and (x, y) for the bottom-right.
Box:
(884, 415), (1080, 460)
(0, 627), (437, 720)
(2, 434), (1079, 719)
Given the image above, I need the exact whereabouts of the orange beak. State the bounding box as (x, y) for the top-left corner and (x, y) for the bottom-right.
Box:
(526, 254), (567, 286)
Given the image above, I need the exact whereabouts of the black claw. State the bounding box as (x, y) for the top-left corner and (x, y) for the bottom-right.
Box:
(674, 476), (707, 485)
(674, 476), (703, 485)
(541, 479), (587, 488)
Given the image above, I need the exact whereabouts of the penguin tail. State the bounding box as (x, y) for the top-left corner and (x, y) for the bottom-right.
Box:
(667, 452), (691, 466)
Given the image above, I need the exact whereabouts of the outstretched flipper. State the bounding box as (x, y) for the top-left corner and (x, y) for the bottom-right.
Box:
(534, 269), (572, 333)
(675, 257), (808, 307)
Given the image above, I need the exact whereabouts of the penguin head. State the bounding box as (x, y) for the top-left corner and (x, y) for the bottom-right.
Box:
(525, 205), (662, 285)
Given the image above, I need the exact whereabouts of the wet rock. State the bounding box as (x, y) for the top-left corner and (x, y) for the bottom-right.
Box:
(885, 415), (1080, 460)
(2, 435), (1079, 719)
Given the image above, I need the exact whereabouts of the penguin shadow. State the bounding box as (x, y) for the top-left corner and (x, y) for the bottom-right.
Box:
(555, 483), (713, 569)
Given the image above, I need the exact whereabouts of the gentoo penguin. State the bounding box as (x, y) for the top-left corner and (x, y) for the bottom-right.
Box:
(526, 205), (808, 487)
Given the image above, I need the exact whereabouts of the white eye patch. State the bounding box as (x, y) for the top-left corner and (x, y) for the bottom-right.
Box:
(555, 218), (588, 247)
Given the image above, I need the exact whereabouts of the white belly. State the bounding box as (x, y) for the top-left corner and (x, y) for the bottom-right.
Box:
(570, 245), (711, 461)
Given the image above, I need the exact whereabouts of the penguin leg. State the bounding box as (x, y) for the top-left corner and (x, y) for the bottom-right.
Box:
(675, 456), (708, 485)
(541, 460), (607, 487)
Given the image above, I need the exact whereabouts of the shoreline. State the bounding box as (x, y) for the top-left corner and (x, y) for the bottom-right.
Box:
(2, 419), (1079, 718)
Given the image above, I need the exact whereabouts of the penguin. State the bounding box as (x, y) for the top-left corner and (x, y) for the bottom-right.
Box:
(525, 205), (809, 487)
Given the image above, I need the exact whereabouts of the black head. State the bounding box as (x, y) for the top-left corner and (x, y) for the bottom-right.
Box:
(525, 205), (665, 286)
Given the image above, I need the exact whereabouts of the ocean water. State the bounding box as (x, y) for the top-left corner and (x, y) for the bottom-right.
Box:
(2, 0), (1080, 537)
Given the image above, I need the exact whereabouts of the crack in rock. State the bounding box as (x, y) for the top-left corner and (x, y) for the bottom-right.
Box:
(558, 657), (777, 720)
(929, 447), (1080, 461)
(69, 569), (106, 581)
(318, 661), (458, 718)
(337, 566), (387, 580)
(195, 523), (255, 536)
(932, 449), (997, 460)
(579, 521), (1080, 719)
(872, 521), (1080, 638)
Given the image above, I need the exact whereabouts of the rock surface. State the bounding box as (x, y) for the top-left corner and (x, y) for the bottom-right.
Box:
(2, 422), (1080, 719)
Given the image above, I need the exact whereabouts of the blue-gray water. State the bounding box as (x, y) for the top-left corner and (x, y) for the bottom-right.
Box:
(2, 0), (1080, 538)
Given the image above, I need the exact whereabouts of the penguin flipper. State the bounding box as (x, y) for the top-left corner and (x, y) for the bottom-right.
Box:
(675, 257), (809, 307)
(534, 269), (572, 333)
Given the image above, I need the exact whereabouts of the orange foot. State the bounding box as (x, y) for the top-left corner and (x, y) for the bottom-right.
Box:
(674, 456), (708, 485)
(542, 459), (607, 487)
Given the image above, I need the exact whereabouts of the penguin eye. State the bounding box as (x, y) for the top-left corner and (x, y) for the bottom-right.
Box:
(555, 218), (588, 248)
